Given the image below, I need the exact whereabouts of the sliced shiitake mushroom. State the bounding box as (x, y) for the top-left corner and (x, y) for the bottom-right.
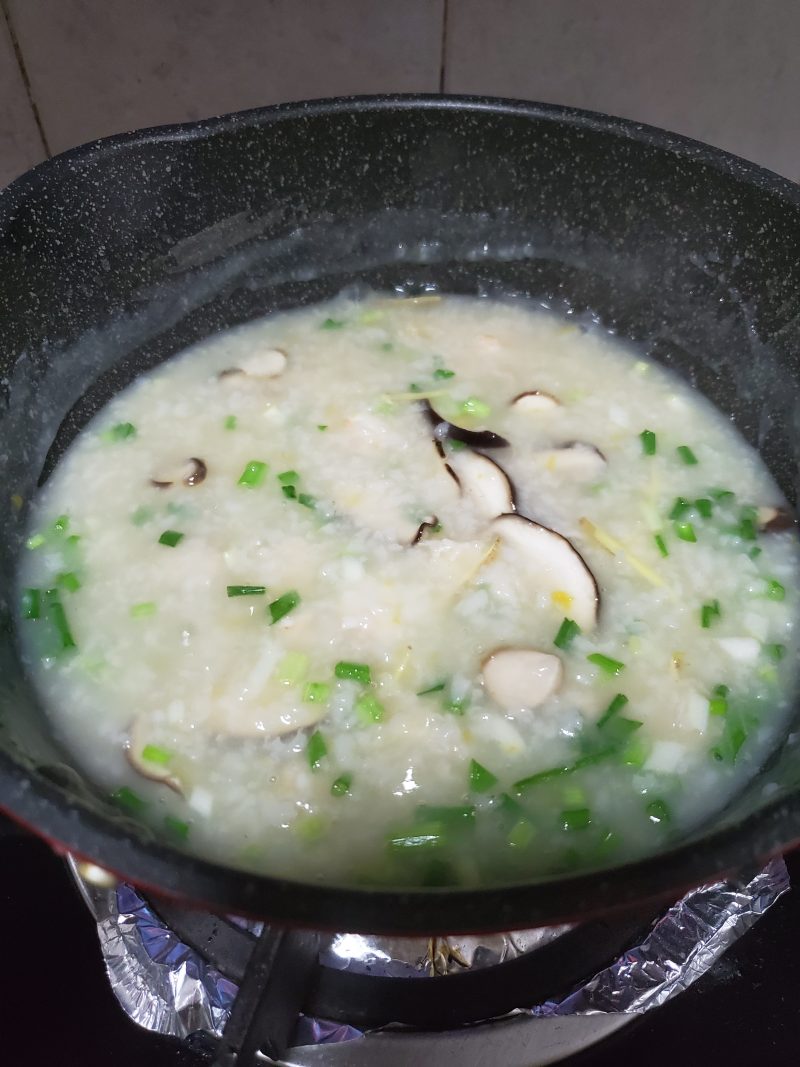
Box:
(511, 390), (561, 412)
(423, 400), (510, 450)
(218, 347), (287, 381)
(411, 515), (440, 545)
(757, 505), (796, 533)
(533, 442), (607, 480)
(446, 449), (516, 519)
(491, 513), (600, 630)
(150, 457), (207, 489)
(482, 648), (563, 709)
(125, 718), (183, 794)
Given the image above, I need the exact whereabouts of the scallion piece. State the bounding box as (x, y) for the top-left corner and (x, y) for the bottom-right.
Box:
(639, 429), (656, 455)
(507, 818), (536, 849)
(646, 798), (671, 824)
(108, 422), (137, 441)
(131, 505), (154, 527)
(674, 521), (697, 543)
(141, 744), (172, 766)
(765, 578), (785, 601)
(130, 601), (157, 618)
(303, 681), (330, 704)
(735, 507), (758, 541)
(749, 546), (763, 560)
(276, 651), (309, 684)
(317, 424), (328, 431)
(278, 470), (299, 485)
(444, 695), (469, 715)
(281, 484), (297, 499)
(45, 589), (76, 651)
(587, 652), (625, 675)
(238, 460), (268, 488)
(111, 786), (146, 814)
(331, 774), (352, 797)
(355, 692), (385, 724)
(669, 497), (691, 520)
(158, 529), (184, 547)
(695, 498), (713, 518)
(164, 816), (190, 840)
(677, 445), (698, 465)
(224, 415), (237, 430)
(700, 599), (721, 628)
(268, 590), (300, 624)
(653, 532), (669, 558)
(709, 693), (728, 716)
(297, 493), (316, 509)
(26, 533), (46, 550)
(562, 808), (592, 831)
(226, 585), (266, 597)
(433, 368), (455, 379)
(335, 661), (371, 684)
(21, 588), (41, 620)
(417, 681), (446, 696)
(513, 764), (572, 792)
(554, 617), (581, 651)
(764, 643), (786, 662)
(597, 692), (629, 728)
(710, 488), (735, 503)
(57, 571), (81, 592)
(468, 759), (498, 794)
(306, 730), (328, 770)
(321, 317), (344, 330)
(459, 396), (491, 420)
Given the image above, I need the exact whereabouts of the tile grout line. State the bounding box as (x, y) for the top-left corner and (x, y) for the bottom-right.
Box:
(1, 0), (51, 157)
(438, 0), (449, 93)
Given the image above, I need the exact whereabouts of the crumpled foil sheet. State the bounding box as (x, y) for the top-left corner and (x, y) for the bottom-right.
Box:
(69, 856), (789, 1047)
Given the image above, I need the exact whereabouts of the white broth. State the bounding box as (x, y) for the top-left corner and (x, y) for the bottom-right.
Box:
(16, 294), (800, 887)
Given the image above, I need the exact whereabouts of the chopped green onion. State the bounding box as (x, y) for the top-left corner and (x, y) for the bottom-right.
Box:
(238, 460), (268, 488)
(306, 730), (328, 770)
(714, 683), (730, 697)
(379, 341), (393, 352)
(620, 737), (649, 767)
(710, 488), (735, 503)
(408, 382), (422, 393)
(765, 579), (785, 601)
(107, 422), (137, 441)
(52, 515), (69, 534)
(281, 484), (297, 499)
(447, 438), (467, 452)
(331, 774), (352, 797)
(444, 695), (469, 715)
(112, 786), (146, 814)
(709, 694), (728, 716)
(764, 643), (786, 662)
(700, 599), (721, 628)
(562, 808), (592, 831)
(674, 521), (696, 543)
(224, 415), (237, 430)
(130, 601), (157, 618)
(26, 533), (46, 550)
(507, 818), (536, 849)
(21, 588), (41, 620)
(669, 497), (691, 520)
(355, 692), (385, 724)
(158, 529), (184, 547)
(321, 317), (345, 330)
(297, 492), (316, 509)
(131, 505), (154, 526)
(749, 546), (763, 560)
(459, 396), (491, 420)
(45, 589), (76, 651)
(601, 716), (643, 746)
(317, 423), (328, 431)
(646, 798), (671, 824)
(468, 759), (498, 794)
(164, 816), (190, 840)
(639, 429), (657, 455)
(734, 506), (758, 541)
(587, 652), (625, 675)
(597, 693), (629, 728)
(276, 651), (309, 684)
(695, 498), (713, 518)
(335, 661), (371, 684)
(711, 712), (752, 763)
(554, 617), (581, 651)
(303, 681), (330, 704)
(227, 585), (266, 597)
(417, 681), (446, 696)
(278, 470), (299, 485)
(514, 764), (573, 792)
(433, 368), (455, 379)
(417, 804), (475, 828)
(141, 744), (173, 766)
(56, 571), (81, 592)
(677, 445), (698, 465)
(654, 533), (669, 558)
(268, 590), (300, 624)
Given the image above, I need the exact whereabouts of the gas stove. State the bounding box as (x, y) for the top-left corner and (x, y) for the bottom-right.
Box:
(4, 834), (799, 1067)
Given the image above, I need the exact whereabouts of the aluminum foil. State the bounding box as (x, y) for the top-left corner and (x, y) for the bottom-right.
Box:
(69, 856), (789, 1047)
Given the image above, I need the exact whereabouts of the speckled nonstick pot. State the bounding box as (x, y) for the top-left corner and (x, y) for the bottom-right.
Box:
(1, 95), (799, 933)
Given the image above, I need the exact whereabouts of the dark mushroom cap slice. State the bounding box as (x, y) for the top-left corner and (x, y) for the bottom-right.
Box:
(411, 515), (440, 545)
(446, 449), (517, 519)
(482, 648), (563, 709)
(150, 457), (208, 489)
(757, 505), (797, 533)
(510, 390), (561, 411)
(491, 513), (600, 630)
(125, 718), (183, 795)
(423, 400), (510, 450)
(218, 348), (287, 380)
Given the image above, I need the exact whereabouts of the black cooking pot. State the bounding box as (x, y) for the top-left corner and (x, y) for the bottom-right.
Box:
(2, 95), (800, 934)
